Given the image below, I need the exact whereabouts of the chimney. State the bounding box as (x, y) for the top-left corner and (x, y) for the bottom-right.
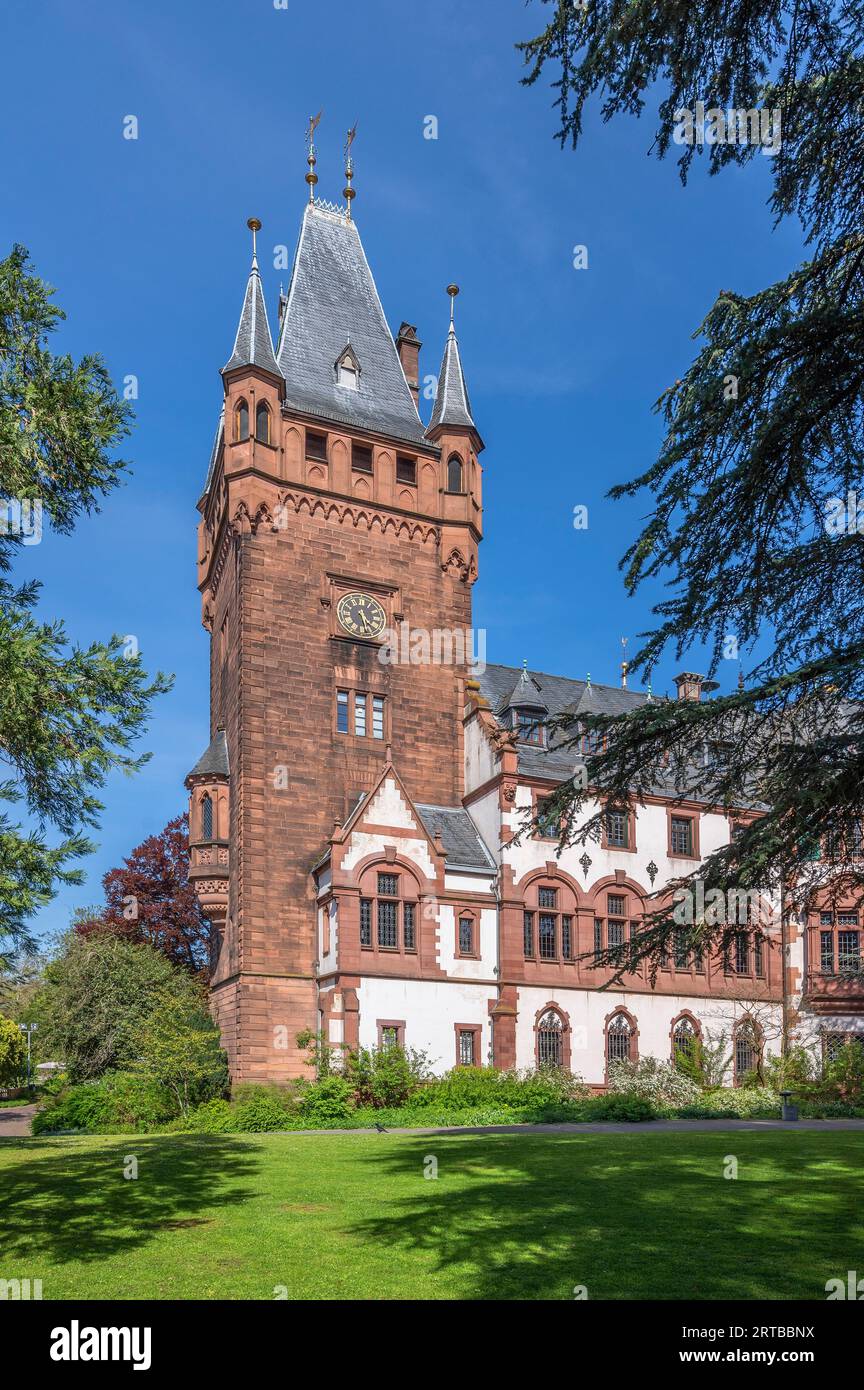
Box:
(673, 671), (719, 702)
(396, 322), (421, 406)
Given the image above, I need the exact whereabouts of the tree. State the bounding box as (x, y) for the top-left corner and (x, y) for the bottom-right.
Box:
(75, 814), (210, 974)
(0, 1013), (26, 1088)
(135, 985), (227, 1116)
(519, 3), (864, 975)
(0, 245), (171, 959)
(32, 932), (179, 1080)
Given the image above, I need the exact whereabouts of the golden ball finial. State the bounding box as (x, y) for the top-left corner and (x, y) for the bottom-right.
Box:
(247, 217), (262, 233)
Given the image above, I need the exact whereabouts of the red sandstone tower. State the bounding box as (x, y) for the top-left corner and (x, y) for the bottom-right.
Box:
(186, 192), (484, 1080)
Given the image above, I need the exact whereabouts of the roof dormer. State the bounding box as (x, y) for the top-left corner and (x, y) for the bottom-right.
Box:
(335, 341), (361, 391)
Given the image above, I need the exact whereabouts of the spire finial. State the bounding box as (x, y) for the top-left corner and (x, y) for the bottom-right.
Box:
(247, 217), (261, 268)
(306, 110), (323, 202)
(447, 283), (459, 329)
(586, 671), (591, 689)
(343, 123), (358, 220)
(522, 657), (528, 670)
(620, 636), (628, 689)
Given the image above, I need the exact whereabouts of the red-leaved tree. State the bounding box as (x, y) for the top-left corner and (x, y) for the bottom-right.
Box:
(76, 814), (210, 975)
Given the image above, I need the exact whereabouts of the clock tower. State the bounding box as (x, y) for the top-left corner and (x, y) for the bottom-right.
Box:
(186, 192), (484, 1080)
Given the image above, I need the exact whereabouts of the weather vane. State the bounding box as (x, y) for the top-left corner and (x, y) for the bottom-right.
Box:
(306, 110), (323, 202)
(343, 122), (358, 219)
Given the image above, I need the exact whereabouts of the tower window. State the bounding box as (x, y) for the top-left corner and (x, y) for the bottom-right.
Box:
(306, 430), (328, 461)
(396, 455), (417, 485)
(352, 443), (373, 474)
(255, 400), (271, 444)
(336, 687), (386, 739)
(201, 793), (213, 840)
(446, 454), (463, 493)
(234, 399), (249, 441)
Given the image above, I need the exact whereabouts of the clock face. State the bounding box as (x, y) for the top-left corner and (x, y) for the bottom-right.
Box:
(336, 591), (387, 640)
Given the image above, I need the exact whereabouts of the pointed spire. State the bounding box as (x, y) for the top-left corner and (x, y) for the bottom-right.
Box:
(343, 123), (358, 220)
(306, 111), (323, 202)
(426, 284), (478, 437)
(222, 219), (280, 379)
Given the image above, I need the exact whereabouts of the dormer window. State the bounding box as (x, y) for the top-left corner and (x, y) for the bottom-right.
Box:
(335, 344), (360, 390)
(514, 708), (545, 746)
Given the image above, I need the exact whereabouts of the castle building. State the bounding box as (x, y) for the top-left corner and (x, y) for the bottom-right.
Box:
(186, 184), (863, 1085)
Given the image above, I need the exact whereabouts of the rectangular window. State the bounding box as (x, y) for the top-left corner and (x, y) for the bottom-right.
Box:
(523, 912), (534, 958)
(306, 430), (328, 461)
(594, 919), (603, 956)
(458, 1029), (476, 1066)
(403, 902), (416, 952)
(820, 911), (834, 926)
(535, 797), (560, 839)
(838, 931), (860, 972)
(754, 936), (764, 978)
(734, 932), (750, 974)
(838, 911), (860, 926)
(377, 899), (398, 950)
(372, 695), (385, 740)
(380, 1025), (399, 1051)
(674, 928), (690, 969)
(458, 916), (474, 955)
(670, 816), (694, 856)
(562, 915), (572, 960)
(354, 692), (367, 737)
(606, 809), (629, 848)
(538, 913), (556, 960)
(351, 442), (373, 473)
(820, 930), (835, 973)
(336, 689), (349, 734)
(607, 894), (626, 917)
(360, 898), (372, 948)
(517, 711), (543, 745)
(396, 455), (417, 485)
(538, 887), (557, 909)
(378, 873), (398, 897)
(608, 919), (625, 950)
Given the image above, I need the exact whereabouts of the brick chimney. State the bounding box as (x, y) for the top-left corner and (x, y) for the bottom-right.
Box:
(395, 322), (421, 406)
(674, 671), (719, 701)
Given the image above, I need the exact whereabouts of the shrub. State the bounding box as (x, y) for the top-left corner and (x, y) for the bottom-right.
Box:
(32, 1069), (175, 1134)
(232, 1091), (293, 1132)
(298, 1074), (356, 1124)
(0, 1014), (27, 1088)
(607, 1057), (701, 1108)
(347, 1044), (431, 1109)
(135, 984), (228, 1116)
(411, 1065), (589, 1111)
(182, 1098), (237, 1132)
(675, 1086), (781, 1119)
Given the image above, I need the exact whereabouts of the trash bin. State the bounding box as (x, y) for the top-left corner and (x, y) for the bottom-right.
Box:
(780, 1089), (799, 1121)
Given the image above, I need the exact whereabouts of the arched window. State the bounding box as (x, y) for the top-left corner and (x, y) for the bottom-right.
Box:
(358, 864), (419, 955)
(234, 399), (249, 441)
(734, 1020), (761, 1085)
(536, 1009), (564, 1068)
(606, 1012), (635, 1065)
(201, 793), (213, 840)
(447, 454), (463, 493)
(523, 880), (577, 962)
(672, 1016), (697, 1066)
(255, 400), (270, 444)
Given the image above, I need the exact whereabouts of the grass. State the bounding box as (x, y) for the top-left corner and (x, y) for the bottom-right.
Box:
(0, 1130), (861, 1300)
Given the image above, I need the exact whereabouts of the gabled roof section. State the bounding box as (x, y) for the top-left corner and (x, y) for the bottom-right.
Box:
(276, 204), (427, 446)
(223, 252), (280, 379)
(185, 728), (229, 782)
(497, 664), (549, 715)
(426, 324), (477, 437)
(415, 804), (496, 872)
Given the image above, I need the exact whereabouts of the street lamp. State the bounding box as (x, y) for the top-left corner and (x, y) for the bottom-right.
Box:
(18, 1022), (37, 1087)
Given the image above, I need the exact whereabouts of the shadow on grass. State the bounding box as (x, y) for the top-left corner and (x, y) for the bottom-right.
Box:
(349, 1132), (864, 1300)
(0, 1135), (261, 1268)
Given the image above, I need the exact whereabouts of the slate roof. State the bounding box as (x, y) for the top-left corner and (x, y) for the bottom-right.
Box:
(186, 728), (229, 781)
(223, 255), (280, 378)
(426, 325), (478, 437)
(478, 663), (650, 782)
(201, 407), (224, 503)
(415, 804), (496, 872)
(276, 204), (428, 447)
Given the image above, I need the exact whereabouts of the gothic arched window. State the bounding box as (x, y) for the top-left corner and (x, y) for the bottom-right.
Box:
(734, 1020), (761, 1085)
(201, 793), (213, 840)
(606, 1012), (634, 1065)
(255, 400), (270, 444)
(672, 1016), (697, 1065)
(447, 454), (463, 493)
(536, 1009), (564, 1068)
(234, 399), (249, 441)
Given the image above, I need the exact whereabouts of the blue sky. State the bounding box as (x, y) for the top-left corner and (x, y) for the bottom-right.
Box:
(1, 0), (803, 941)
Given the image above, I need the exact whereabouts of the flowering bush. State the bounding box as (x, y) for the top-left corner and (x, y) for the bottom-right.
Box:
(607, 1057), (701, 1108)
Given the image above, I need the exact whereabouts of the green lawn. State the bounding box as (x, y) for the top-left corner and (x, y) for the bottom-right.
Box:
(0, 1130), (861, 1299)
